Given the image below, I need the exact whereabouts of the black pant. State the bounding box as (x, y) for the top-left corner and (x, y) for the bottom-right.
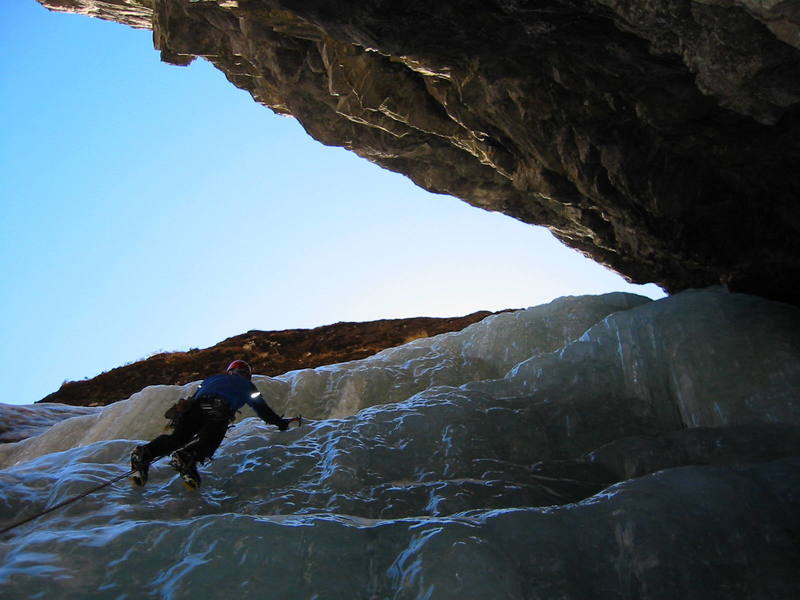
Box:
(144, 398), (233, 463)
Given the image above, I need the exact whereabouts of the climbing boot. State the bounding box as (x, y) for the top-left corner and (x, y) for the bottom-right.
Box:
(130, 446), (152, 486)
(169, 449), (202, 489)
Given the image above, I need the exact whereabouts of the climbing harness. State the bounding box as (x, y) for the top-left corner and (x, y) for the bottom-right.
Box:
(0, 467), (139, 536)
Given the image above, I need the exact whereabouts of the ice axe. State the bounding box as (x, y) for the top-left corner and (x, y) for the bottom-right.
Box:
(283, 414), (302, 429)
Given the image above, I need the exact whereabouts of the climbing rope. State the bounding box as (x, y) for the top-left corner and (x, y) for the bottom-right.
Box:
(0, 468), (136, 536)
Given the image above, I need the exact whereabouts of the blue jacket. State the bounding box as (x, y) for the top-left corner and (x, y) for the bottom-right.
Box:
(194, 373), (283, 426)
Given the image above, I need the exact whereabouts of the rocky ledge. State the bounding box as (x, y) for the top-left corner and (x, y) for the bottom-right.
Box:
(36, 0), (800, 305)
(38, 311), (499, 406)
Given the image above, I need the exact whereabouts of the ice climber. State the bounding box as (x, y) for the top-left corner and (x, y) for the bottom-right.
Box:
(130, 359), (298, 489)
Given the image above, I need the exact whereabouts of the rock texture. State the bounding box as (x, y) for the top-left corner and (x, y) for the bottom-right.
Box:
(37, 311), (499, 407)
(36, 0), (800, 304)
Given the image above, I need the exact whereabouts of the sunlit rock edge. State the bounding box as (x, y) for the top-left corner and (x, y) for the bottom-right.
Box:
(33, 0), (800, 306)
(1, 288), (799, 599)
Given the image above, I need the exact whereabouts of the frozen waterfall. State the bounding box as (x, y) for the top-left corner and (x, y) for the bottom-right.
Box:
(1, 288), (799, 599)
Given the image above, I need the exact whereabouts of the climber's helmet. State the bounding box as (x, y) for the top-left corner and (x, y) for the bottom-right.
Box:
(226, 359), (252, 380)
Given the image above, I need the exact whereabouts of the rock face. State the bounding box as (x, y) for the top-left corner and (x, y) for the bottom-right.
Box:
(1, 289), (799, 598)
(38, 311), (499, 407)
(36, 0), (800, 304)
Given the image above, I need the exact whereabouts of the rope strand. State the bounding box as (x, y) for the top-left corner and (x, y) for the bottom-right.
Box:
(0, 468), (136, 536)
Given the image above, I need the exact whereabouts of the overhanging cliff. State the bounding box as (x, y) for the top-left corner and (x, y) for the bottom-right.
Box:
(37, 0), (800, 303)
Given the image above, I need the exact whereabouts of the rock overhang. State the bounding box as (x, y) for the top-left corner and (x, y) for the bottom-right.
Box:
(35, 0), (800, 305)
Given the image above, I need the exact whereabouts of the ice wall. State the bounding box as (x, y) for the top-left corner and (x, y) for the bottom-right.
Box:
(0, 292), (648, 469)
(1, 289), (799, 599)
(0, 403), (98, 444)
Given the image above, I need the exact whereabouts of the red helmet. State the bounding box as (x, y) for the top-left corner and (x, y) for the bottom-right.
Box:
(226, 360), (252, 379)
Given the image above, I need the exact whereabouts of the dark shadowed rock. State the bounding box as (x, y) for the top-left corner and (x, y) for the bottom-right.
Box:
(588, 423), (800, 480)
(35, 0), (800, 305)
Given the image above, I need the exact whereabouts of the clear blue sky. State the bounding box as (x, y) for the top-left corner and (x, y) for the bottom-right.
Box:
(0, 1), (663, 406)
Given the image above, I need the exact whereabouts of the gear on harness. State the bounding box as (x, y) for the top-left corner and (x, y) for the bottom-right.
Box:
(164, 393), (197, 430)
(199, 396), (236, 421)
